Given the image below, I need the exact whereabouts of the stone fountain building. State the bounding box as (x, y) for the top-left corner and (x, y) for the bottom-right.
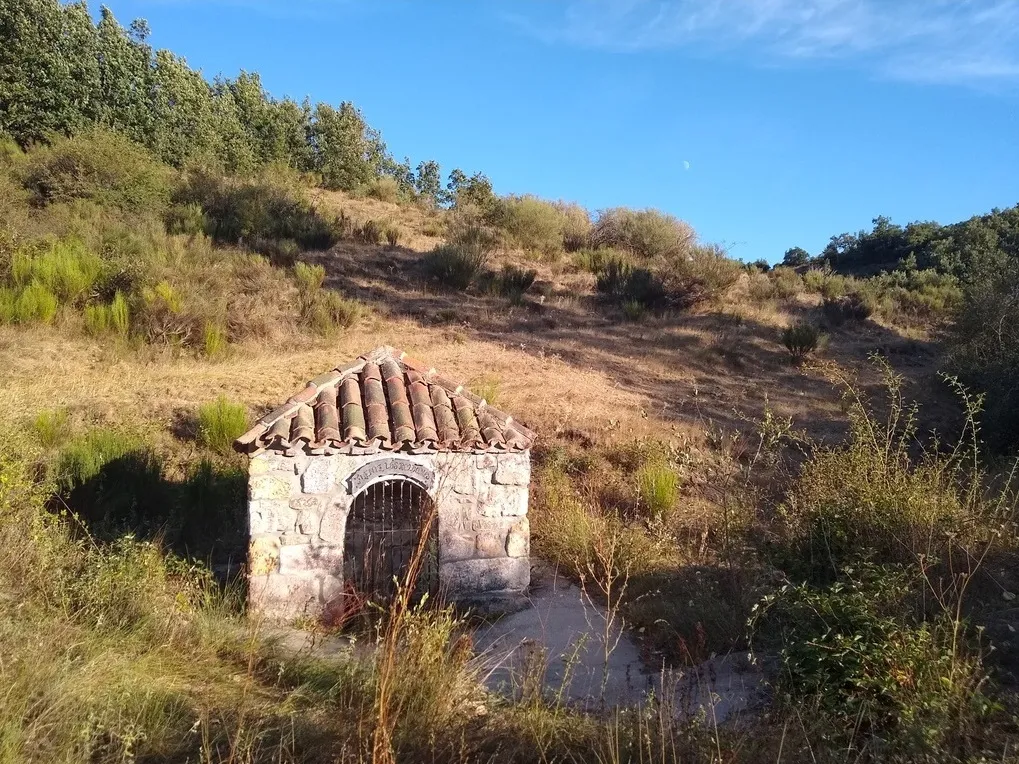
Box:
(233, 346), (535, 620)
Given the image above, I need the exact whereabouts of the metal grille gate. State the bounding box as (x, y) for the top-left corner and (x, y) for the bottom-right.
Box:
(344, 479), (439, 601)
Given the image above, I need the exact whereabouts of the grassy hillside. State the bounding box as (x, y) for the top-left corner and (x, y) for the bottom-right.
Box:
(1, 126), (1018, 763)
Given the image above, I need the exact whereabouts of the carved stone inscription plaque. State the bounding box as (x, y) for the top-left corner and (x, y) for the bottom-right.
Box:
(347, 458), (435, 495)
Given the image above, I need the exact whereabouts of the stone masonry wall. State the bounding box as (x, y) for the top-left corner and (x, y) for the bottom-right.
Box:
(247, 450), (530, 620)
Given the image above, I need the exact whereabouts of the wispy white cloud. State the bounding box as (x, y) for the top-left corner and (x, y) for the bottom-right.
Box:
(514, 0), (1019, 86)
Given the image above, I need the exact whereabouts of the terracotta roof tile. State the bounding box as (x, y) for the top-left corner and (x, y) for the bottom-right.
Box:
(235, 346), (536, 455)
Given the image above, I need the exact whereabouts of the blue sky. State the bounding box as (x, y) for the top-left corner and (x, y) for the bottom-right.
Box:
(102, 0), (1018, 263)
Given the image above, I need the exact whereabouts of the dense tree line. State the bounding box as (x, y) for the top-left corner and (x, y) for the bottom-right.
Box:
(0, 0), (490, 200)
(807, 208), (1019, 278)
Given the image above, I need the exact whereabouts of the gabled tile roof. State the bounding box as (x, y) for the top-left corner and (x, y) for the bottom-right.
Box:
(234, 346), (536, 456)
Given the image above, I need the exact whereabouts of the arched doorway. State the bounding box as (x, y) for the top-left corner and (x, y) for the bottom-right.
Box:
(343, 478), (439, 602)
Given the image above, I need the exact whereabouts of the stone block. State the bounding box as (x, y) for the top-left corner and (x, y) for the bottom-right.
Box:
(318, 507), (348, 544)
(475, 531), (508, 559)
(476, 453), (498, 469)
(506, 517), (529, 557)
(439, 532), (476, 562)
(479, 484), (528, 518)
(249, 535), (280, 575)
(248, 573), (318, 618)
(250, 453), (297, 475)
(493, 454), (530, 486)
(290, 495), (323, 512)
(249, 499), (287, 534)
(279, 530), (311, 546)
(249, 475), (290, 501)
(301, 457), (338, 494)
(279, 543), (343, 574)
(440, 557), (529, 596)
(297, 512), (321, 535)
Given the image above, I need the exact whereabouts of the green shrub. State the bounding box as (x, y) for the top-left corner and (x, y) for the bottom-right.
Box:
(357, 218), (384, 245)
(636, 461), (679, 520)
(573, 247), (617, 274)
(367, 175), (402, 203)
(490, 195), (565, 258)
(470, 377), (499, 404)
(423, 221), (496, 291)
(10, 238), (104, 304)
(163, 202), (207, 236)
(18, 130), (172, 215)
(15, 281), (59, 324)
(294, 261), (326, 300)
(306, 290), (363, 335)
(777, 361), (976, 577)
(596, 255), (666, 308)
(620, 299), (645, 321)
(822, 292), (875, 326)
(949, 250), (1019, 453)
(766, 266), (803, 300)
(591, 207), (695, 261)
(782, 322), (823, 360)
(424, 245), (484, 290)
(384, 222), (402, 248)
(665, 243), (742, 305)
(196, 397), (249, 456)
(752, 565), (990, 756)
(31, 408), (69, 448)
(0, 287), (17, 324)
(84, 291), (130, 337)
(202, 322), (227, 358)
(492, 264), (536, 304)
(178, 166), (336, 251)
(556, 201), (592, 252)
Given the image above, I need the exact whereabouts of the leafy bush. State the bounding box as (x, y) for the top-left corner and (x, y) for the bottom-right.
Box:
(822, 291), (875, 326)
(17, 130), (172, 214)
(591, 207), (695, 261)
(423, 245), (483, 290)
(357, 218), (385, 245)
(595, 255), (667, 309)
(665, 243), (742, 305)
(178, 166), (337, 252)
(294, 261), (326, 300)
(950, 250), (1019, 453)
(782, 322), (823, 360)
(491, 264), (536, 304)
(423, 222), (496, 291)
(748, 265), (803, 301)
(196, 396), (248, 455)
(555, 201), (592, 252)
(777, 362), (981, 578)
(572, 247), (618, 274)
(163, 202), (207, 236)
(384, 222), (402, 248)
(621, 299), (645, 321)
(202, 322), (227, 358)
(490, 195), (565, 258)
(367, 175), (402, 203)
(54, 428), (146, 493)
(752, 565), (990, 756)
(306, 289), (363, 335)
